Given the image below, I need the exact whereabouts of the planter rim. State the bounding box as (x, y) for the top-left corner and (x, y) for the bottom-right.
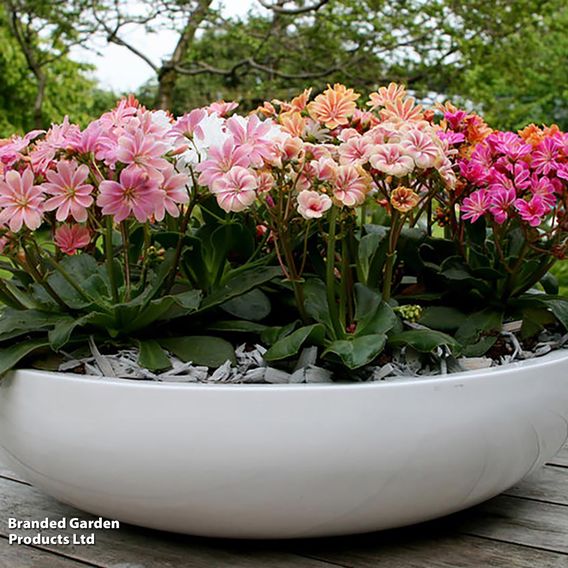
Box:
(9, 347), (568, 391)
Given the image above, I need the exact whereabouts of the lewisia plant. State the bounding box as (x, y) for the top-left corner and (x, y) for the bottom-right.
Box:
(0, 86), (566, 375)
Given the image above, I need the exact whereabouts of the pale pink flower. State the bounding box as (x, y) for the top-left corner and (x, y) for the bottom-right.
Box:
(97, 166), (163, 222)
(256, 171), (275, 193)
(401, 130), (441, 169)
(0, 168), (44, 231)
(115, 130), (169, 171)
(297, 190), (332, 219)
(312, 157), (338, 182)
(172, 109), (208, 140)
(461, 190), (490, 223)
(197, 139), (250, 186)
(369, 144), (414, 177)
(30, 117), (81, 173)
(211, 166), (257, 212)
(43, 161), (94, 222)
(226, 115), (277, 167)
(54, 224), (91, 255)
(514, 195), (549, 227)
(338, 136), (372, 166)
(333, 166), (368, 207)
(207, 100), (238, 116)
(153, 165), (190, 221)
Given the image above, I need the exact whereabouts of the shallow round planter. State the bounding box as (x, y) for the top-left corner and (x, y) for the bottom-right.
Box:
(1, 350), (567, 539)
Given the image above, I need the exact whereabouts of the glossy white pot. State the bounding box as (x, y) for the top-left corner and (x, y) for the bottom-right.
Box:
(0, 350), (567, 539)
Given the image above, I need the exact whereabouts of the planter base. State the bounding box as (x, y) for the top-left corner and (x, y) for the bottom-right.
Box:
(1, 350), (568, 539)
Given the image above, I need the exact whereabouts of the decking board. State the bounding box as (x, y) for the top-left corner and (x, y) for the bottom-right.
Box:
(0, 444), (566, 567)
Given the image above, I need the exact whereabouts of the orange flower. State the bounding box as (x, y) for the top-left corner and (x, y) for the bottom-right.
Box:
(307, 84), (360, 129)
(390, 186), (419, 213)
(280, 111), (306, 137)
(518, 123), (560, 147)
(256, 101), (277, 118)
(367, 83), (407, 110)
(290, 88), (312, 112)
(380, 97), (423, 123)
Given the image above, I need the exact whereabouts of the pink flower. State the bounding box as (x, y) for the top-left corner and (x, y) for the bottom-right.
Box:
(207, 100), (238, 117)
(514, 195), (548, 227)
(461, 190), (490, 223)
(211, 166), (257, 212)
(401, 130), (441, 169)
(30, 117), (81, 173)
(43, 161), (94, 222)
(54, 224), (91, 255)
(491, 132), (531, 161)
(115, 130), (169, 171)
(338, 136), (372, 166)
(530, 175), (556, 208)
(297, 190), (332, 219)
(312, 157), (338, 182)
(0, 168), (44, 231)
(369, 144), (414, 177)
(226, 115), (277, 167)
(197, 139), (250, 186)
(97, 166), (163, 222)
(153, 165), (190, 221)
(532, 137), (561, 175)
(333, 166), (368, 207)
(172, 109), (208, 140)
(489, 186), (516, 224)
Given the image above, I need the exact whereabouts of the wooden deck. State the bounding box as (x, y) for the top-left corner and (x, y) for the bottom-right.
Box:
(1, 445), (568, 568)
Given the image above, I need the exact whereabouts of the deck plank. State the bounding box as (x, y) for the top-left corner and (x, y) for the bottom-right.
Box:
(294, 530), (568, 568)
(0, 536), (95, 568)
(0, 476), (337, 568)
(457, 495), (568, 554)
(505, 465), (568, 505)
(548, 445), (568, 468)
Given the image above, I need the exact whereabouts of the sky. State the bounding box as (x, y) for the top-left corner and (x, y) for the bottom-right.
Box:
(74, 0), (255, 93)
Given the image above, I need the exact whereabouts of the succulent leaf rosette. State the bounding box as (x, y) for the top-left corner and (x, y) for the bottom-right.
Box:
(0, 85), (566, 376)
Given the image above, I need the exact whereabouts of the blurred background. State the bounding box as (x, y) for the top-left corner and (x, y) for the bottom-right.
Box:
(1, 0), (566, 287)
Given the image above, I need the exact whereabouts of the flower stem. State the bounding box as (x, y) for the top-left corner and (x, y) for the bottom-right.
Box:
(104, 216), (119, 304)
(326, 207), (343, 339)
(120, 222), (131, 302)
(382, 212), (400, 302)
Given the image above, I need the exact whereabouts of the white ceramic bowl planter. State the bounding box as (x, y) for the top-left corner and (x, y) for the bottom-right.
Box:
(1, 349), (568, 539)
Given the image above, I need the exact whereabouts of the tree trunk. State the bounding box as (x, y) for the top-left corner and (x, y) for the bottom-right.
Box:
(33, 71), (47, 129)
(155, 0), (213, 111)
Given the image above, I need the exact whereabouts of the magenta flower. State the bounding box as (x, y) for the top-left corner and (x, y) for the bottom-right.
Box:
(97, 166), (163, 222)
(54, 224), (91, 255)
(115, 130), (169, 171)
(0, 168), (44, 231)
(153, 165), (190, 221)
(532, 137), (561, 175)
(491, 132), (531, 162)
(530, 175), (556, 209)
(211, 166), (257, 212)
(197, 139), (250, 186)
(461, 190), (490, 223)
(514, 195), (548, 227)
(43, 161), (94, 222)
(489, 186), (516, 224)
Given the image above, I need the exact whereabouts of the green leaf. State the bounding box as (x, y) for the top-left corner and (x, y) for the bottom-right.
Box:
(0, 339), (50, 376)
(540, 272), (559, 295)
(260, 321), (298, 346)
(418, 306), (467, 332)
(221, 289), (271, 321)
(389, 329), (460, 353)
(455, 309), (503, 345)
(208, 320), (269, 333)
(520, 307), (556, 340)
(303, 279), (335, 336)
(0, 309), (62, 342)
(138, 340), (172, 372)
(354, 284), (397, 336)
(264, 324), (325, 361)
(323, 334), (387, 369)
(201, 266), (282, 310)
(358, 230), (387, 286)
(48, 316), (86, 350)
(159, 336), (236, 367)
